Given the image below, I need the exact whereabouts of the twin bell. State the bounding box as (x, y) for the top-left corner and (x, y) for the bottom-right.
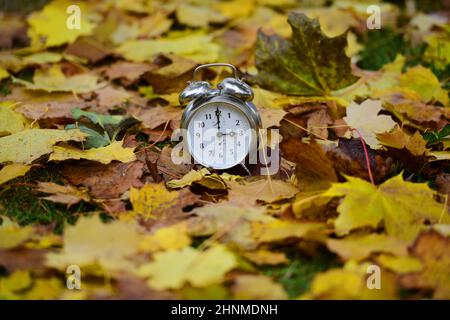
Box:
(179, 77), (254, 106)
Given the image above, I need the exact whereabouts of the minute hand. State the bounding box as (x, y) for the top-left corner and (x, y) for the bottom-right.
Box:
(214, 107), (221, 130)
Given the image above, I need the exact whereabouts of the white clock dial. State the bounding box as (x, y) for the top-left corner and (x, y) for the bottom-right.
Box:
(186, 102), (254, 169)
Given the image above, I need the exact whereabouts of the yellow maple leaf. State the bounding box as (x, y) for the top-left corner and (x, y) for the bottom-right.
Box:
(27, 0), (98, 47)
(232, 274), (288, 299)
(22, 278), (64, 300)
(176, 3), (227, 28)
(400, 231), (450, 299)
(399, 65), (448, 107)
(303, 261), (398, 300)
(22, 52), (63, 65)
(291, 190), (333, 218)
(0, 217), (33, 249)
(116, 32), (220, 63)
(377, 127), (430, 156)
(0, 129), (86, 164)
(166, 168), (211, 189)
(0, 164), (32, 185)
(129, 183), (179, 218)
(0, 67), (9, 81)
(189, 204), (273, 250)
(13, 65), (106, 93)
(252, 220), (326, 243)
(0, 270), (32, 299)
(241, 249), (288, 266)
(46, 216), (141, 271)
(49, 140), (136, 164)
(323, 174), (449, 241)
(326, 233), (409, 261)
(376, 254), (423, 274)
(137, 244), (237, 290)
(139, 222), (191, 252)
(0, 101), (33, 136)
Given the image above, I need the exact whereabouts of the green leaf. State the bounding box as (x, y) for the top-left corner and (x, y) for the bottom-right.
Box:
(423, 124), (450, 146)
(66, 124), (110, 149)
(72, 108), (123, 128)
(255, 12), (358, 96)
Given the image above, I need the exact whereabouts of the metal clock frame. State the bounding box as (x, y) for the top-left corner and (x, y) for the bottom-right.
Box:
(179, 63), (262, 170)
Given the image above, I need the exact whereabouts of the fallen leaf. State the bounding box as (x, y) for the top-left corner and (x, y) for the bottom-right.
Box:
(242, 249), (288, 266)
(377, 127), (429, 156)
(255, 12), (358, 95)
(129, 183), (179, 219)
(0, 164), (32, 185)
(376, 254), (423, 274)
(0, 249), (46, 273)
(0, 101), (31, 136)
(0, 217), (33, 249)
(166, 168), (211, 189)
(0, 15), (28, 49)
(36, 181), (90, 206)
(138, 244), (237, 290)
(399, 65), (448, 107)
(306, 108), (333, 139)
(21, 52), (63, 65)
(0, 129), (86, 164)
(65, 37), (111, 63)
(232, 274), (288, 299)
(227, 178), (298, 206)
(101, 61), (155, 84)
(259, 108), (287, 128)
(343, 99), (397, 149)
(291, 191), (333, 219)
(252, 220), (326, 243)
(90, 86), (132, 112)
(13, 65), (106, 93)
(323, 174), (449, 241)
(188, 204), (274, 250)
(46, 216), (141, 271)
(0, 67), (9, 81)
(0, 270), (32, 299)
(116, 32), (220, 64)
(176, 3), (227, 28)
(423, 33), (450, 71)
(280, 137), (337, 191)
(326, 234), (409, 261)
(15, 101), (88, 120)
(139, 222), (191, 253)
(130, 106), (183, 130)
(49, 140), (136, 164)
(62, 161), (143, 199)
(400, 231), (450, 299)
(27, 0), (98, 47)
(304, 261), (398, 299)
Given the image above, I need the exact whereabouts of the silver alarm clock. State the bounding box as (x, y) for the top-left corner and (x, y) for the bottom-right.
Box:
(179, 63), (261, 170)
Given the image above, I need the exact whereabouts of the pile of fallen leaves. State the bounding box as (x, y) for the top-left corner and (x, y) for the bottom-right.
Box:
(0, 0), (449, 300)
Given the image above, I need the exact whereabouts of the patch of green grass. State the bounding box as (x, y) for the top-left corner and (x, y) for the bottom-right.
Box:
(0, 164), (99, 233)
(260, 247), (341, 298)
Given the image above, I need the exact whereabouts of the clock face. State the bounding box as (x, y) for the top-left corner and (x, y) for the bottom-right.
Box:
(186, 101), (254, 169)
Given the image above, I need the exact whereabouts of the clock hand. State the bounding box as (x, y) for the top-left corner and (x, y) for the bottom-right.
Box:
(215, 107), (221, 131)
(216, 131), (236, 138)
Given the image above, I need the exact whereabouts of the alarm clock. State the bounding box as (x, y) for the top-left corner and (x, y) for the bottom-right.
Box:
(179, 63), (261, 170)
